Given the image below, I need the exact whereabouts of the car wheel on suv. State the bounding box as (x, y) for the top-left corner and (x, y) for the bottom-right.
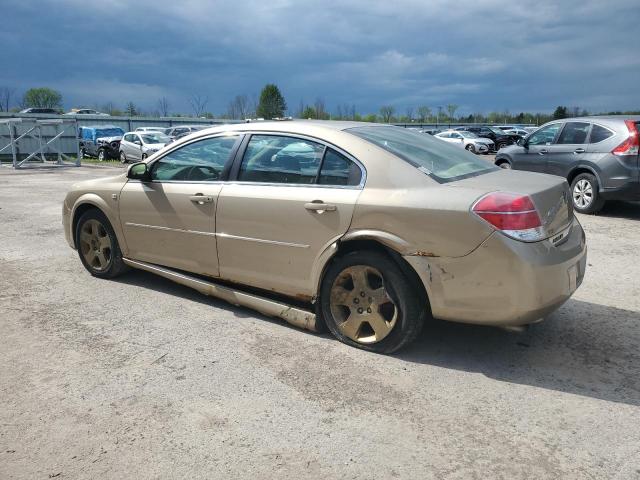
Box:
(571, 173), (605, 214)
(98, 149), (106, 162)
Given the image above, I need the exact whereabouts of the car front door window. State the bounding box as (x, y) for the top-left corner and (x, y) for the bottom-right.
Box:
(528, 124), (562, 145)
(151, 135), (240, 182)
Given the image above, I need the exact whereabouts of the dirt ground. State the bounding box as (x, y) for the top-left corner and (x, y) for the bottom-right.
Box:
(1, 165), (639, 479)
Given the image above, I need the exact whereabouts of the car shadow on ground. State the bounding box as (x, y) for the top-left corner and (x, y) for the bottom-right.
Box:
(594, 200), (640, 220)
(399, 299), (640, 406)
(115, 270), (639, 407)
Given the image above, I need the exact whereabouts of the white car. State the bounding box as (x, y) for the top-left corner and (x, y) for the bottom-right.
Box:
(119, 131), (170, 163)
(434, 130), (494, 154)
(135, 127), (167, 133)
(64, 109), (110, 116)
(504, 128), (529, 137)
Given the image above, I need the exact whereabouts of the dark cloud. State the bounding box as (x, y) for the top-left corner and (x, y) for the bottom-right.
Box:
(2, 0), (639, 115)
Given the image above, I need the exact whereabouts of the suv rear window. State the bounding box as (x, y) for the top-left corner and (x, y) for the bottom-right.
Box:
(348, 126), (496, 183)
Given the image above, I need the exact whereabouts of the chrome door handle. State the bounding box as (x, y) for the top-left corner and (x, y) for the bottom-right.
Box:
(189, 194), (213, 204)
(574, 148), (585, 154)
(539, 149), (548, 155)
(305, 201), (337, 212)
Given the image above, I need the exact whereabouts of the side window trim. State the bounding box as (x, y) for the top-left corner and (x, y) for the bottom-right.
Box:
(147, 133), (244, 183)
(227, 131), (366, 189)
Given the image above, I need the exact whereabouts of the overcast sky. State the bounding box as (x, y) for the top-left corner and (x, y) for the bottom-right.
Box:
(2, 0), (639, 116)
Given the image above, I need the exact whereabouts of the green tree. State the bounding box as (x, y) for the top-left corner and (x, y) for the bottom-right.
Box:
(256, 84), (287, 119)
(446, 104), (459, 122)
(301, 105), (317, 119)
(23, 87), (62, 109)
(553, 106), (568, 119)
(417, 105), (431, 122)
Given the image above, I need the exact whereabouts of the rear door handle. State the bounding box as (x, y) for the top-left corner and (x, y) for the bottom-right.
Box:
(189, 194), (213, 204)
(574, 148), (585, 154)
(305, 201), (337, 212)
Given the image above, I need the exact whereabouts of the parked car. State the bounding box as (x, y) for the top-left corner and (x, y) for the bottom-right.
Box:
(456, 126), (515, 150)
(164, 125), (209, 141)
(504, 128), (530, 137)
(435, 130), (494, 154)
(495, 116), (640, 213)
(134, 127), (167, 133)
(19, 108), (61, 114)
(78, 126), (125, 161)
(494, 125), (518, 131)
(63, 121), (586, 354)
(64, 109), (110, 116)
(119, 131), (170, 163)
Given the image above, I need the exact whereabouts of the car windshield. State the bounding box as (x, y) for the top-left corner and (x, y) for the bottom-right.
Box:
(349, 126), (497, 183)
(141, 133), (169, 144)
(489, 127), (505, 135)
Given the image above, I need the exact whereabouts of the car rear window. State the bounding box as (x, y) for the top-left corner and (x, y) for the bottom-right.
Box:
(348, 126), (497, 183)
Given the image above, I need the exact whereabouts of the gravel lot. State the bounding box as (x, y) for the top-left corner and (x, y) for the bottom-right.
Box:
(1, 165), (639, 479)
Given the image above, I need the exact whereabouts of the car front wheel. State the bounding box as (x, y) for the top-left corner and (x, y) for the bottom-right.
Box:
(320, 250), (426, 354)
(98, 149), (106, 162)
(119, 151), (127, 164)
(465, 144), (476, 154)
(571, 173), (605, 214)
(76, 209), (128, 279)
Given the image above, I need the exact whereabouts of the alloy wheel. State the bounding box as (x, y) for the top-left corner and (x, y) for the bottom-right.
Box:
(573, 179), (593, 208)
(79, 219), (112, 271)
(329, 265), (398, 344)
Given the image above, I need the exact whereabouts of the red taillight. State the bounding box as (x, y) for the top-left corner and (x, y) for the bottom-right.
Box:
(612, 120), (639, 156)
(472, 192), (544, 241)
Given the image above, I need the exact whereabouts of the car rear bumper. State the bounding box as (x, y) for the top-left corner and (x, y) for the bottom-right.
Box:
(404, 218), (587, 326)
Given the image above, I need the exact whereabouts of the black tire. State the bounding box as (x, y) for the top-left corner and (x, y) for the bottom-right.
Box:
(570, 173), (605, 214)
(75, 209), (128, 279)
(465, 144), (476, 154)
(142, 153), (148, 160)
(80, 148), (86, 159)
(119, 151), (127, 164)
(497, 142), (507, 150)
(97, 149), (106, 162)
(320, 250), (426, 354)
(496, 160), (512, 169)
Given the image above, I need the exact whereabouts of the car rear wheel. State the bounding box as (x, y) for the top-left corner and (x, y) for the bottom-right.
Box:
(76, 209), (128, 279)
(465, 144), (476, 154)
(119, 151), (127, 164)
(98, 149), (106, 162)
(320, 250), (425, 354)
(496, 160), (512, 169)
(571, 173), (605, 214)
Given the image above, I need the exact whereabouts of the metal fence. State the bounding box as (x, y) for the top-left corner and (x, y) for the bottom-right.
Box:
(0, 113), (237, 163)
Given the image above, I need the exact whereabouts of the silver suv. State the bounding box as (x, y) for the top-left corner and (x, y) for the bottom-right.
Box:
(495, 116), (639, 213)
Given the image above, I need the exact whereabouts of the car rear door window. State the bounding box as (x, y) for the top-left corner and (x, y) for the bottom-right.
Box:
(238, 135), (324, 184)
(151, 135), (240, 182)
(557, 122), (590, 144)
(589, 124), (614, 143)
(318, 149), (362, 186)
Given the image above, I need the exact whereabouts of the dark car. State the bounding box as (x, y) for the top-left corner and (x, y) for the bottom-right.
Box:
(19, 108), (61, 114)
(164, 125), (208, 141)
(79, 126), (125, 161)
(456, 126), (515, 150)
(494, 116), (640, 213)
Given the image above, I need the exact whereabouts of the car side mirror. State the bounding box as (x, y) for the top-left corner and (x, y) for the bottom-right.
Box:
(134, 140), (142, 146)
(127, 162), (150, 181)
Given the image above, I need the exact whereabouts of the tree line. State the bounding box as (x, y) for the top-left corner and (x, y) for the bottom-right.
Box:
(2, 84), (638, 125)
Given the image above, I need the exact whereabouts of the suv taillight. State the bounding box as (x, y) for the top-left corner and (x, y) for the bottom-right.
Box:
(612, 120), (639, 156)
(472, 192), (545, 242)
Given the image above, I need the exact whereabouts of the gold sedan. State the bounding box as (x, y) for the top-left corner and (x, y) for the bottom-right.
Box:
(63, 121), (587, 353)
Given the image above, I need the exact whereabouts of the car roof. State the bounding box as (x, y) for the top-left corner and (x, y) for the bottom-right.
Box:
(191, 120), (388, 137)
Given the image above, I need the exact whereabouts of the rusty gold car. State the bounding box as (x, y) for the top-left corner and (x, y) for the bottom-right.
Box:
(63, 121), (587, 353)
